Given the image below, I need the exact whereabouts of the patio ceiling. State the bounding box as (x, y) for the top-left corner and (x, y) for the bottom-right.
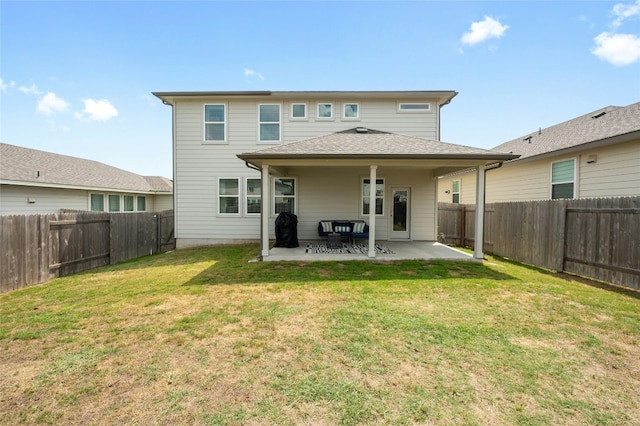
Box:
(237, 129), (519, 176)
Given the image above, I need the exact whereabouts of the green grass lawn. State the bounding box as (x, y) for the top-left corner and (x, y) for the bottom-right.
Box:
(1, 244), (639, 425)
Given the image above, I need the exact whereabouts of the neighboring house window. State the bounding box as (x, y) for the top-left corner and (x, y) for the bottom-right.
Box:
(274, 178), (296, 214)
(246, 178), (261, 214)
(398, 103), (431, 113)
(551, 159), (576, 199)
(90, 194), (104, 211)
(219, 178), (240, 214)
(123, 195), (135, 212)
(362, 178), (384, 215)
(291, 103), (307, 119)
(259, 104), (281, 142)
(204, 104), (226, 142)
(343, 103), (359, 119)
(108, 195), (120, 212)
(452, 180), (460, 204)
(317, 103), (333, 119)
(137, 196), (146, 212)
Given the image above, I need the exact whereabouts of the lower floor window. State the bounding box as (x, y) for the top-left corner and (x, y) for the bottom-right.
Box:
(137, 196), (146, 212)
(452, 180), (460, 204)
(551, 159), (575, 199)
(90, 194), (104, 211)
(246, 178), (261, 214)
(219, 178), (240, 214)
(124, 195), (135, 212)
(274, 177), (296, 214)
(108, 195), (120, 212)
(362, 178), (384, 215)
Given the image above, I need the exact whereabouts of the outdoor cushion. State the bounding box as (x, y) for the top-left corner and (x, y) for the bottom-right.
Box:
(335, 225), (351, 233)
(352, 222), (366, 233)
(320, 221), (333, 233)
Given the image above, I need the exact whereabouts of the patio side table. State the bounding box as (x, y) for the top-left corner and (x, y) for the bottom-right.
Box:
(327, 233), (342, 249)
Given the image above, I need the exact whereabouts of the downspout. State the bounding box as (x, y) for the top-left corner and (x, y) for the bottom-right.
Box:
(475, 161), (503, 259)
(244, 161), (265, 260)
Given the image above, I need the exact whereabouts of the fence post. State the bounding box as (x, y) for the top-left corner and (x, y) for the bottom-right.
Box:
(555, 203), (567, 272)
(460, 204), (466, 247)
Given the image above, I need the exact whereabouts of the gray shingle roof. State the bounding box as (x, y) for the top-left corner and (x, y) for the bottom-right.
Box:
(239, 130), (517, 160)
(492, 102), (640, 160)
(0, 143), (172, 193)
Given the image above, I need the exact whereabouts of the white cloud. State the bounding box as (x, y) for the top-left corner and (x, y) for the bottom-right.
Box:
(36, 92), (70, 115)
(592, 32), (640, 66)
(0, 78), (8, 93)
(461, 16), (509, 46)
(76, 98), (118, 121)
(19, 83), (43, 96)
(244, 68), (265, 80)
(612, 0), (640, 28)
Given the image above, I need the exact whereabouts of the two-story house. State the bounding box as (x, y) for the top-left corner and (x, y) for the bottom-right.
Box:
(153, 91), (517, 259)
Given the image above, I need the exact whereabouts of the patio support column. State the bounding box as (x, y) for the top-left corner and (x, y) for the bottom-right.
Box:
(474, 165), (486, 260)
(368, 165), (377, 258)
(261, 164), (270, 258)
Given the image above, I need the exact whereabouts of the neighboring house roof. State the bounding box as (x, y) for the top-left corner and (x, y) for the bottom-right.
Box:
(238, 128), (518, 165)
(0, 143), (173, 193)
(492, 102), (640, 162)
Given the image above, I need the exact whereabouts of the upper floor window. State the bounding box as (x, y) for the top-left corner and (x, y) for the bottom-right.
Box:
(452, 180), (460, 204)
(259, 104), (281, 142)
(291, 103), (307, 119)
(362, 178), (385, 216)
(398, 103), (431, 113)
(317, 103), (333, 119)
(343, 103), (359, 119)
(204, 104), (226, 142)
(551, 159), (575, 199)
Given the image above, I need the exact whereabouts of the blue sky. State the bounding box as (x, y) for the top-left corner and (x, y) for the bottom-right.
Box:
(2, 0), (639, 179)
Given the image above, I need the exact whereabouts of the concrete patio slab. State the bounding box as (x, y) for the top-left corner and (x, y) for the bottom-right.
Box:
(263, 241), (475, 262)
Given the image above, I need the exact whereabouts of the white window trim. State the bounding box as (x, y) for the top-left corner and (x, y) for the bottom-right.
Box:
(218, 177), (241, 216)
(272, 177), (297, 217)
(317, 102), (334, 120)
(397, 102), (431, 113)
(343, 102), (360, 120)
(258, 103), (282, 143)
(550, 158), (577, 200)
(290, 102), (308, 120)
(203, 103), (227, 144)
(246, 178), (262, 216)
(361, 177), (385, 217)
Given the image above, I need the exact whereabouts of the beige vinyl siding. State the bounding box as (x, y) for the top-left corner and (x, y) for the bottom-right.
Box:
(173, 96), (443, 245)
(578, 139), (640, 198)
(437, 173), (477, 204)
(0, 185), (89, 215)
(0, 185), (166, 215)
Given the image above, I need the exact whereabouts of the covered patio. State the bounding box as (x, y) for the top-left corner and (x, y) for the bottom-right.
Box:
(238, 129), (518, 261)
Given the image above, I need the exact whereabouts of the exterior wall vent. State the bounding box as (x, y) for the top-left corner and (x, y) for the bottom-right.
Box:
(356, 127), (369, 133)
(591, 111), (606, 119)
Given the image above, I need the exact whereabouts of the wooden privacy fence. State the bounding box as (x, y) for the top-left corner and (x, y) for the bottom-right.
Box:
(438, 197), (640, 290)
(0, 210), (175, 293)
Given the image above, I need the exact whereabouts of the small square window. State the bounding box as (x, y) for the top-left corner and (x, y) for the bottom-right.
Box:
(343, 103), (359, 119)
(317, 103), (333, 119)
(291, 103), (307, 119)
